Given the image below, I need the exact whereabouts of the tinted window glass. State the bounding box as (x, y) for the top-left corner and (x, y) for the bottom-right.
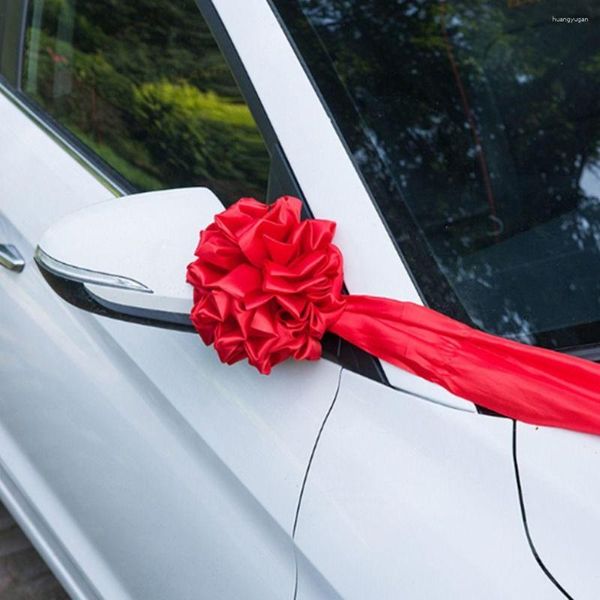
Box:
(22, 0), (270, 204)
(274, 1), (600, 350)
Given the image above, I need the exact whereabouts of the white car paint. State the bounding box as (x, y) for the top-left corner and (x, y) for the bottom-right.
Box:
(210, 0), (422, 304)
(516, 422), (600, 599)
(294, 370), (563, 599)
(0, 89), (343, 599)
(38, 188), (218, 315)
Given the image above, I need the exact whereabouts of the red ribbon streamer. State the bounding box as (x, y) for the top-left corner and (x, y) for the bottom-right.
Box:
(187, 196), (600, 436)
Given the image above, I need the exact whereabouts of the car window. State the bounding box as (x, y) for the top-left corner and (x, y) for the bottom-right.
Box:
(274, 0), (600, 352)
(21, 0), (270, 205)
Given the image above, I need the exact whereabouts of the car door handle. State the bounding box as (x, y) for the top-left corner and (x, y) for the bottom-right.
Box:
(0, 244), (25, 272)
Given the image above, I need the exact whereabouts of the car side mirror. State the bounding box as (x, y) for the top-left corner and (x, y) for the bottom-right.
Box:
(35, 187), (223, 330)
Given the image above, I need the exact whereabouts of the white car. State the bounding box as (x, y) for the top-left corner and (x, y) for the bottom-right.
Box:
(0, 0), (598, 598)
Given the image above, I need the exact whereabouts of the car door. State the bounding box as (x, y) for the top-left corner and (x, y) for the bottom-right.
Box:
(292, 370), (566, 599)
(0, 2), (344, 598)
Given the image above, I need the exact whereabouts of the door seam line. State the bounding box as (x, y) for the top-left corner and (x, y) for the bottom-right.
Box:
(512, 420), (572, 599)
(292, 365), (343, 600)
(292, 365), (343, 538)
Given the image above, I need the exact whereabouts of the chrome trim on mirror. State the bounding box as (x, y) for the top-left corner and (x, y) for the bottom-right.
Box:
(34, 247), (153, 293)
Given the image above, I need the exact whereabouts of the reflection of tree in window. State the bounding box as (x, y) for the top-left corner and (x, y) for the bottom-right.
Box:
(23, 0), (270, 204)
(276, 0), (600, 347)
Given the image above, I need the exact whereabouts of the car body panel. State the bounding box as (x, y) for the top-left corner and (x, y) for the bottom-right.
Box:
(294, 369), (563, 599)
(0, 87), (343, 599)
(516, 422), (600, 599)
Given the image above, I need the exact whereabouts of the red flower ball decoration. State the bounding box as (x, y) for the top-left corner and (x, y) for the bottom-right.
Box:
(186, 196), (345, 374)
(186, 195), (600, 436)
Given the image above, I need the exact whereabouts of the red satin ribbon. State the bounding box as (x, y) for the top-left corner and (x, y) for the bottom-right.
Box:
(187, 196), (600, 436)
(332, 296), (600, 435)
